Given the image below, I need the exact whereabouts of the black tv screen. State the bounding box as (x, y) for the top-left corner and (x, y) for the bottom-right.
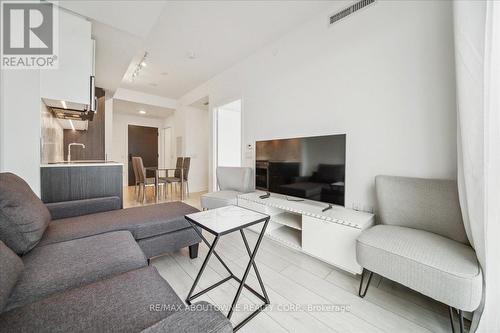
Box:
(255, 134), (346, 206)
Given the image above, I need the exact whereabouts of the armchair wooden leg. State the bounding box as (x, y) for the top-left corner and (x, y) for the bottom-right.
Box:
(358, 268), (373, 298)
(189, 244), (199, 259)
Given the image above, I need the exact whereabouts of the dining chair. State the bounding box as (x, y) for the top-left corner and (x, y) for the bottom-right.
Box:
(132, 156), (166, 203)
(131, 156), (140, 194)
(181, 157), (191, 198)
(162, 157), (184, 197)
(166, 157), (191, 198)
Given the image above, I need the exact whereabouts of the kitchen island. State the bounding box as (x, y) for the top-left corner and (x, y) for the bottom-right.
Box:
(40, 161), (123, 205)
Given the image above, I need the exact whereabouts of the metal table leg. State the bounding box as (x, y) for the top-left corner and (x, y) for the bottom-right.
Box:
(185, 218), (270, 331)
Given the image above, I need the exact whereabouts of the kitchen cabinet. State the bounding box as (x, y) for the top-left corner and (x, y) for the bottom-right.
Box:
(40, 10), (93, 107)
(40, 163), (123, 205)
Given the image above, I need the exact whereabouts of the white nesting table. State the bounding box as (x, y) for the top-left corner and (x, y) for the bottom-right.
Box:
(185, 205), (270, 331)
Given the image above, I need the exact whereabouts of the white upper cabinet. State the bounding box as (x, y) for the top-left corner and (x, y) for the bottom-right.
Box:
(40, 10), (93, 107)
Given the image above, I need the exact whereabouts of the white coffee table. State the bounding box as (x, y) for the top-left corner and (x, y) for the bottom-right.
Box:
(185, 205), (270, 331)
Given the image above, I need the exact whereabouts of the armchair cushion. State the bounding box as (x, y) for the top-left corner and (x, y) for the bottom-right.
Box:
(356, 225), (482, 311)
(45, 196), (122, 220)
(201, 191), (239, 210)
(375, 175), (468, 244)
(0, 173), (51, 255)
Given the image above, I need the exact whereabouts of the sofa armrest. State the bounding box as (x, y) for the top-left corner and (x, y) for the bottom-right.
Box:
(141, 302), (232, 333)
(45, 196), (122, 220)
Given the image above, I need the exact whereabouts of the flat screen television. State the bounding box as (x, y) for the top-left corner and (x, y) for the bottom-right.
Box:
(255, 134), (346, 206)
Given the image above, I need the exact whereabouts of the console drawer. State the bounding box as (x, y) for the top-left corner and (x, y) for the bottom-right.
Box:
(302, 215), (362, 274)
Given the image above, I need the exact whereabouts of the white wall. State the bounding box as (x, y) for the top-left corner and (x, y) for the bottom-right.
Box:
(0, 70), (42, 195)
(179, 0), (457, 210)
(181, 106), (209, 193)
(0, 9), (91, 196)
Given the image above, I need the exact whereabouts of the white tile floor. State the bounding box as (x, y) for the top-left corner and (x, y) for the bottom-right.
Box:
(123, 186), (458, 333)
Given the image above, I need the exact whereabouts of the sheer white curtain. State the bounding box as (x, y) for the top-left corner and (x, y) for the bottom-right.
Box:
(453, 1), (500, 332)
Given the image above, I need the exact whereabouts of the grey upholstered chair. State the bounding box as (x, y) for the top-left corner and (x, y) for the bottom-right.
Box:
(162, 157), (185, 197)
(162, 157), (191, 198)
(132, 157), (166, 203)
(131, 157), (140, 194)
(200, 167), (253, 210)
(356, 175), (482, 333)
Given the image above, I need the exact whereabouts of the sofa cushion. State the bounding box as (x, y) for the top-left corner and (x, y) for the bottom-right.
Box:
(0, 266), (184, 333)
(46, 196), (122, 220)
(356, 225), (482, 311)
(6, 231), (147, 311)
(0, 241), (24, 312)
(201, 191), (240, 209)
(137, 227), (200, 259)
(0, 173), (51, 254)
(39, 202), (199, 246)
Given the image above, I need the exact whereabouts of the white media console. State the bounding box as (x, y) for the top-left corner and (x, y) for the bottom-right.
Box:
(237, 191), (374, 274)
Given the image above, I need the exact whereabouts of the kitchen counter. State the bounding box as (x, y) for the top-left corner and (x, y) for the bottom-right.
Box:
(40, 163), (123, 204)
(41, 161), (123, 167)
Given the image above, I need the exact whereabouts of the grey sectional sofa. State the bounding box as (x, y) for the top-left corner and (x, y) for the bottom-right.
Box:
(0, 173), (232, 332)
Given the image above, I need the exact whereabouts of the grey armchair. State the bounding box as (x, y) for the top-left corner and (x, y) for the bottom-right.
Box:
(356, 176), (482, 333)
(200, 167), (253, 210)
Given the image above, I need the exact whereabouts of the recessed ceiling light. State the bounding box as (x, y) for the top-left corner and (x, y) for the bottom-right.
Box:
(139, 110), (146, 114)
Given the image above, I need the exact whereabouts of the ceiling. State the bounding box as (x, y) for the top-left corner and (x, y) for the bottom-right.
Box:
(113, 99), (174, 119)
(189, 96), (209, 111)
(58, 1), (334, 98)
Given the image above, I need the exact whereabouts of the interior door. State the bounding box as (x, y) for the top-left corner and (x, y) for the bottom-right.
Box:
(128, 125), (158, 186)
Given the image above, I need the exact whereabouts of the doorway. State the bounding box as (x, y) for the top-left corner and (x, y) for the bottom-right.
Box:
(127, 125), (158, 186)
(213, 99), (242, 190)
(216, 99), (242, 168)
(160, 127), (173, 169)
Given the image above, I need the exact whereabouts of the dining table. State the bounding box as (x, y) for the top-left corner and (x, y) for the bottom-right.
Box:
(145, 166), (184, 202)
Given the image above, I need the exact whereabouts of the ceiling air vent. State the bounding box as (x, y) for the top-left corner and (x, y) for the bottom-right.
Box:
(329, 0), (375, 25)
